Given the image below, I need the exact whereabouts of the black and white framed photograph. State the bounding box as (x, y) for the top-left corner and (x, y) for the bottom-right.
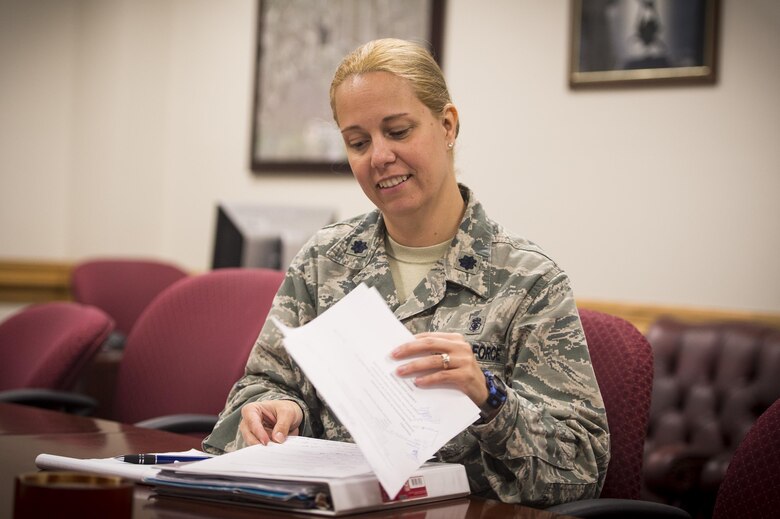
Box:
(569, 0), (719, 88)
(250, 0), (446, 173)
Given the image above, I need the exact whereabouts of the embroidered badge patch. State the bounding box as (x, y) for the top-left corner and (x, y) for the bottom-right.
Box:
(469, 316), (483, 333)
(465, 311), (484, 335)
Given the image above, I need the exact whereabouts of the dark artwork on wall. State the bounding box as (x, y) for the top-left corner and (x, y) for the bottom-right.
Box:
(570, 0), (719, 87)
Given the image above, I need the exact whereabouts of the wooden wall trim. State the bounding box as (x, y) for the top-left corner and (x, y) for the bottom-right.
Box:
(0, 260), (73, 303)
(577, 299), (780, 334)
(0, 260), (778, 333)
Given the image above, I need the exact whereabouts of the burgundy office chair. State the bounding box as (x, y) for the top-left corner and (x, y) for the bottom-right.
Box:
(110, 268), (285, 434)
(580, 308), (654, 500)
(0, 302), (114, 414)
(71, 258), (188, 340)
(547, 309), (690, 518)
(712, 398), (780, 519)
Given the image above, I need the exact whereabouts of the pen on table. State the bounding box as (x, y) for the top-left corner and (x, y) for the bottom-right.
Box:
(114, 454), (211, 464)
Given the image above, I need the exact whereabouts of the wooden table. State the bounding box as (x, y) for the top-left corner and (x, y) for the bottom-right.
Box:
(0, 403), (569, 518)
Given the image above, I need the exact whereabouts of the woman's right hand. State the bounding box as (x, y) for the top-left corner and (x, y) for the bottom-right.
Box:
(239, 400), (303, 446)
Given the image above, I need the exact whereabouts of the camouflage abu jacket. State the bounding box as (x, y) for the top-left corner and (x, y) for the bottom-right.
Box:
(203, 184), (610, 506)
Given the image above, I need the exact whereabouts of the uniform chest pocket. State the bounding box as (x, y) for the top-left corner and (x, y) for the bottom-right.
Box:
(429, 306), (510, 372)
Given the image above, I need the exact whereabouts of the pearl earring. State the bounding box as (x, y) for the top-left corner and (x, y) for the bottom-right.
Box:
(447, 142), (454, 149)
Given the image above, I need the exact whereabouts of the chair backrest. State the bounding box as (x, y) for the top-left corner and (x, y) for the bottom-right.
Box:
(0, 302), (114, 390)
(71, 259), (188, 337)
(111, 268), (285, 424)
(645, 318), (780, 487)
(712, 398), (780, 519)
(579, 308), (654, 500)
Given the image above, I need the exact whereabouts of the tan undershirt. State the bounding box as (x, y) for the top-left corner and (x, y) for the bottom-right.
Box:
(385, 234), (451, 302)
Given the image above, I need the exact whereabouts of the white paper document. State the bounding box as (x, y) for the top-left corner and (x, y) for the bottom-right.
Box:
(177, 436), (371, 479)
(271, 284), (480, 498)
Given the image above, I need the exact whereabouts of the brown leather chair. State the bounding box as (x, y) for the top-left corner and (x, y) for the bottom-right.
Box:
(642, 317), (780, 517)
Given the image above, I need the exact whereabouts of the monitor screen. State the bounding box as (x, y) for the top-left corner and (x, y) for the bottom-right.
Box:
(212, 203), (336, 270)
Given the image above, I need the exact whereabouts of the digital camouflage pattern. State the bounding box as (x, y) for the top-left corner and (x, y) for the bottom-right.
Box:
(203, 185), (610, 506)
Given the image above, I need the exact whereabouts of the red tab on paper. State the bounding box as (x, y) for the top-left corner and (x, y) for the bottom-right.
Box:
(380, 475), (429, 502)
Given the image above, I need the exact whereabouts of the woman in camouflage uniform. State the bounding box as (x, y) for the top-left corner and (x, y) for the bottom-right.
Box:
(204, 38), (609, 506)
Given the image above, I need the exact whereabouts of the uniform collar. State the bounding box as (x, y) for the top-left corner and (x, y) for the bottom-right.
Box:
(324, 209), (385, 272)
(442, 184), (492, 299)
(325, 184), (493, 300)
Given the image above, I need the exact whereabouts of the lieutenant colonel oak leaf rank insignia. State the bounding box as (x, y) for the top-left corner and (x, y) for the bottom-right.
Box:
(350, 240), (368, 254)
(458, 255), (477, 271)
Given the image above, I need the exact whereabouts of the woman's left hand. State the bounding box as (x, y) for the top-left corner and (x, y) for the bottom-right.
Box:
(392, 332), (488, 407)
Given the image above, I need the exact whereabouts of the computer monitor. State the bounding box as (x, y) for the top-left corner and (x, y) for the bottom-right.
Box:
(212, 203), (336, 270)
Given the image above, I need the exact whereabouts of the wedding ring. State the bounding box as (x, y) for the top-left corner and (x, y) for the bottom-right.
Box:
(440, 353), (451, 370)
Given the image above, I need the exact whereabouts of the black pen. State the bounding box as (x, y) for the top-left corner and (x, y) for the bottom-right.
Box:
(114, 454), (211, 465)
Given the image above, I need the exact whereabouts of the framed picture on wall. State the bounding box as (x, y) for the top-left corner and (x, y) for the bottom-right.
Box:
(250, 0), (446, 173)
(569, 0), (719, 88)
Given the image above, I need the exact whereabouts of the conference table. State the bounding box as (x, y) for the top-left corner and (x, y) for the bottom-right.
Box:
(0, 403), (572, 518)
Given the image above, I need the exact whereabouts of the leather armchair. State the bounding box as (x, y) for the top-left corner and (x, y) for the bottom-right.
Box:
(642, 317), (780, 516)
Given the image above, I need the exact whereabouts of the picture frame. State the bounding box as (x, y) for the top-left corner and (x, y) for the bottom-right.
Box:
(250, 0), (446, 173)
(569, 0), (719, 88)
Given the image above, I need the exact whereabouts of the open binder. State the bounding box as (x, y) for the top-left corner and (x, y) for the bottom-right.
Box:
(144, 437), (469, 515)
(147, 461), (470, 516)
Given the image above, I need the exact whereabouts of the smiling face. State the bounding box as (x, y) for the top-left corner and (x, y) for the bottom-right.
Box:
(334, 71), (461, 241)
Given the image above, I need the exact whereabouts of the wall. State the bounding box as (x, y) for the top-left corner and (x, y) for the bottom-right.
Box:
(0, 0), (778, 313)
(68, 0), (171, 257)
(0, 0), (76, 258)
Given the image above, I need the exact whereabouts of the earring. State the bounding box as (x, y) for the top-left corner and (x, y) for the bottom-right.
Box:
(447, 142), (454, 149)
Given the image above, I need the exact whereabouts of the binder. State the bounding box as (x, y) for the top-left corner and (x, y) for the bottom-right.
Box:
(147, 461), (470, 516)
